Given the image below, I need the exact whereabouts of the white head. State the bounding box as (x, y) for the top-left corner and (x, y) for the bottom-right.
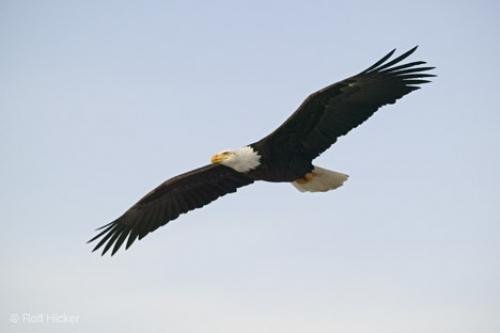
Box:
(210, 146), (261, 173)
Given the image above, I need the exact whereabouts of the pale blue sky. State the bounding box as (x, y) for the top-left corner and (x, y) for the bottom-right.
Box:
(1, 1), (499, 332)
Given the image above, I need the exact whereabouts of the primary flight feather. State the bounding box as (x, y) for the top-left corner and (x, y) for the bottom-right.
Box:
(89, 46), (435, 256)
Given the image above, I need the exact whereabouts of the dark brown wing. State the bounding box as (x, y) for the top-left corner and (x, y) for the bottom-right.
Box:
(254, 46), (435, 160)
(88, 164), (254, 256)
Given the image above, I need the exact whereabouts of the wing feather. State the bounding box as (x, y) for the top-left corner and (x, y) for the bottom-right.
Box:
(89, 164), (254, 255)
(254, 47), (435, 160)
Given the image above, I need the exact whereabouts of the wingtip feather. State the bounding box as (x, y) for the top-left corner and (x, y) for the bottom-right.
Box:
(360, 48), (396, 74)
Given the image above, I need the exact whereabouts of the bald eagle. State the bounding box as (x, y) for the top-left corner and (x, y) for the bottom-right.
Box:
(89, 46), (435, 255)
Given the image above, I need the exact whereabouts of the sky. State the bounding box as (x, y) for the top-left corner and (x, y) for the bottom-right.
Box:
(1, 0), (499, 332)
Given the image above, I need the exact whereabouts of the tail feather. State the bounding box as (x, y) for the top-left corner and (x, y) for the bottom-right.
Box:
(292, 166), (349, 193)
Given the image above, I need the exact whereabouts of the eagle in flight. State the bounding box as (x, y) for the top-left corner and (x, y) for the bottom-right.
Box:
(89, 46), (435, 256)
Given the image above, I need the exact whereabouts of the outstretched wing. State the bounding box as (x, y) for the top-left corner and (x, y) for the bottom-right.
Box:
(254, 46), (435, 160)
(89, 164), (254, 256)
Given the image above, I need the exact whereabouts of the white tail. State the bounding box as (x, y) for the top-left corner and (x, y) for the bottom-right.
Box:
(292, 166), (349, 193)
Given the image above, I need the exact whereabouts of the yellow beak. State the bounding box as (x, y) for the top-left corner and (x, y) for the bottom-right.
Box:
(210, 154), (224, 164)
